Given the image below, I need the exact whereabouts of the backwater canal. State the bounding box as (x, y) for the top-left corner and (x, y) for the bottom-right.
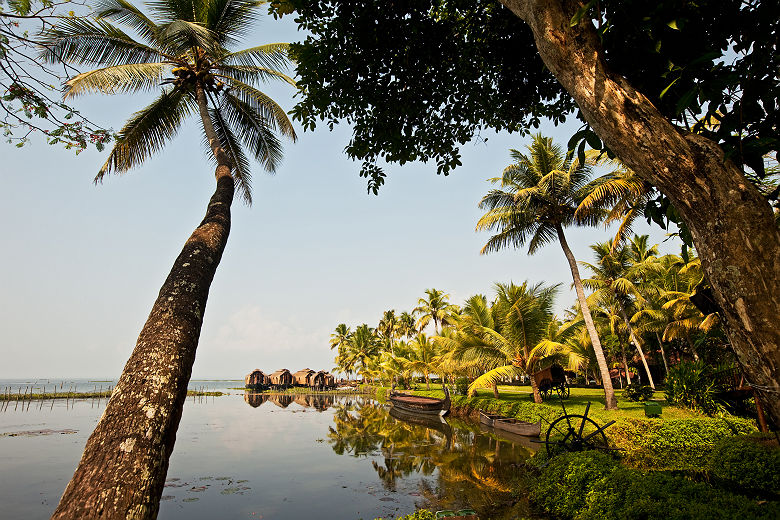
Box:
(0, 383), (545, 519)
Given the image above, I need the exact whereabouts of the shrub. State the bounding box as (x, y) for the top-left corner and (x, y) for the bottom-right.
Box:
(665, 361), (718, 414)
(707, 435), (780, 499)
(374, 510), (436, 520)
(608, 416), (756, 470)
(622, 384), (655, 401)
(454, 377), (470, 396)
(529, 451), (780, 520)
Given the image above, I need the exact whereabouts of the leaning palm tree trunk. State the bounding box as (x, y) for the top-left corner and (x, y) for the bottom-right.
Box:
(655, 332), (669, 376)
(556, 224), (617, 409)
(617, 306), (655, 389)
(53, 86), (233, 520)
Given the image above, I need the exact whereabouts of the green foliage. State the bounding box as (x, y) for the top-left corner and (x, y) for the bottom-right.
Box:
(529, 451), (780, 520)
(664, 361), (718, 414)
(609, 416), (756, 470)
(374, 509), (436, 520)
(454, 377), (470, 396)
(707, 436), (780, 499)
(622, 384), (654, 402)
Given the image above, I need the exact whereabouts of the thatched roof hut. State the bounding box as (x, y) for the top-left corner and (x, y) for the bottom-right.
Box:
(245, 369), (269, 387)
(293, 368), (315, 386)
(269, 368), (293, 386)
(322, 372), (336, 388)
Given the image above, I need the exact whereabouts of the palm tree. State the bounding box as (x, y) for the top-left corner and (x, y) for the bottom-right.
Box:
(413, 288), (457, 335)
(406, 333), (439, 390)
(476, 134), (617, 409)
(330, 323), (352, 351)
(42, 1), (296, 516)
(397, 311), (417, 339)
(582, 239), (656, 389)
(346, 324), (381, 382)
(576, 155), (656, 249)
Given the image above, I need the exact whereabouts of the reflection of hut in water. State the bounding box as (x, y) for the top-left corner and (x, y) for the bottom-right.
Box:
(269, 394), (294, 408)
(245, 369), (270, 390)
(310, 394), (335, 411)
(293, 368), (315, 387)
(244, 392), (270, 408)
(269, 369), (293, 389)
(294, 394), (310, 407)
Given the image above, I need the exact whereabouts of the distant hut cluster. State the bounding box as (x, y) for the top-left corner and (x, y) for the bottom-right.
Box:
(245, 368), (335, 391)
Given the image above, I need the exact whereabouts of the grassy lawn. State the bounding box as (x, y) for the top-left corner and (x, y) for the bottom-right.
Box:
(406, 383), (705, 421)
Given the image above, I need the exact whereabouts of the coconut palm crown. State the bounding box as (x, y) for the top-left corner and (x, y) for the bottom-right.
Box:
(41, 0), (297, 204)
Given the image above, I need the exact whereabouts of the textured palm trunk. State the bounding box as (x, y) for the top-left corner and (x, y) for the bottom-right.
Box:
(53, 84), (234, 520)
(617, 304), (655, 388)
(556, 224), (617, 409)
(621, 346), (631, 386)
(492, 382), (500, 398)
(656, 332), (669, 376)
(504, 0), (780, 426)
(529, 373), (542, 403)
(52, 177), (233, 520)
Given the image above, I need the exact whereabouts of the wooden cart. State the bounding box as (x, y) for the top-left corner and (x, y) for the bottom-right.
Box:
(533, 364), (570, 401)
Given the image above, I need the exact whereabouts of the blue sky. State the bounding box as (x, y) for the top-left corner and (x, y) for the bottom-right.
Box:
(0, 11), (678, 379)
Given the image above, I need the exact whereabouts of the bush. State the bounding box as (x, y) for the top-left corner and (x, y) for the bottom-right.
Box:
(622, 384), (655, 401)
(707, 435), (780, 499)
(374, 510), (435, 520)
(608, 416), (757, 470)
(529, 451), (780, 520)
(665, 361), (718, 414)
(454, 377), (470, 396)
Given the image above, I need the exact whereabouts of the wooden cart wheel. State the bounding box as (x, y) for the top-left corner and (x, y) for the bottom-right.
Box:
(557, 382), (570, 400)
(545, 414), (609, 457)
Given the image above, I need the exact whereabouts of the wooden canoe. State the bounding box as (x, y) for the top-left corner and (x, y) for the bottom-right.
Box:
(478, 411), (504, 427)
(493, 416), (541, 437)
(389, 385), (450, 416)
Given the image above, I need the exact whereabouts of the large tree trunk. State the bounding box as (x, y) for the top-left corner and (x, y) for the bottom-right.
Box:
(556, 224), (617, 409)
(504, 0), (780, 427)
(53, 83), (235, 519)
(52, 175), (234, 520)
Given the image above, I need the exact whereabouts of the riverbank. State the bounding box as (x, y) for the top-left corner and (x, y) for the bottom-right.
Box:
(370, 384), (779, 519)
(0, 388), (224, 401)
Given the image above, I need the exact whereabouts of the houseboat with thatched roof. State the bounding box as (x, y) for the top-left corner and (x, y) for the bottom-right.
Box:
(269, 369), (293, 389)
(245, 369), (270, 390)
(293, 368), (315, 387)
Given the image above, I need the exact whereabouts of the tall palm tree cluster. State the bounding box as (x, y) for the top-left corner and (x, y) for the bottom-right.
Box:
(329, 135), (736, 409)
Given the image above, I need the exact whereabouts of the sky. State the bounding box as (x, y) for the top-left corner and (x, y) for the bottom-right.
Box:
(0, 10), (680, 379)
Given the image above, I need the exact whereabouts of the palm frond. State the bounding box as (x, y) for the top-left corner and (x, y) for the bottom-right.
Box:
(64, 62), (169, 98)
(95, 0), (160, 46)
(219, 43), (293, 70)
(226, 80), (296, 139)
(209, 105), (252, 204)
(39, 17), (166, 66)
(467, 365), (521, 396)
(97, 88), (193, 179)
(219, 92), (284, 172)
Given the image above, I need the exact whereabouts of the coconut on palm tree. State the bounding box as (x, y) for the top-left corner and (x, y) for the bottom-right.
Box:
(41, 1), (296, 516)
(476, 134), (617, 409)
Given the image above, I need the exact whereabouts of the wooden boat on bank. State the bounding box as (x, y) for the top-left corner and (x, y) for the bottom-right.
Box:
(479, 411), (540, 436)
(389, 386), (450, 416)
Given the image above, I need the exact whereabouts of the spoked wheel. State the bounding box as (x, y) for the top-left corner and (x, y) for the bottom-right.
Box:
(545, 414), (609, 457)
(556, 383), (570, 400)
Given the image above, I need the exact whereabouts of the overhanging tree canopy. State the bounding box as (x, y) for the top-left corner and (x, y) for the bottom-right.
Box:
(274, 0), (780, 426)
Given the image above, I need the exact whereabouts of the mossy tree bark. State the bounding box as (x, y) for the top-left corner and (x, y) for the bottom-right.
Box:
(503, 0), (780, 426)
(52, 84), (234, 519)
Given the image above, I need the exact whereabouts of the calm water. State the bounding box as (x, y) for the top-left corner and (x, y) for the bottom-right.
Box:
(0, 383), (543, 519)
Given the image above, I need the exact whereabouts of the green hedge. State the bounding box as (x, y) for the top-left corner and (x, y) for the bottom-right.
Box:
(374, 510), (435, 520)
(529, 451), (779, 520)
(447, 394), (756, 470)
(707, 435), (780, 498)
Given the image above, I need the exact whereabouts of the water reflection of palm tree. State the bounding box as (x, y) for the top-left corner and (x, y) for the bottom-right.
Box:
(327, 400), (532, 516)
